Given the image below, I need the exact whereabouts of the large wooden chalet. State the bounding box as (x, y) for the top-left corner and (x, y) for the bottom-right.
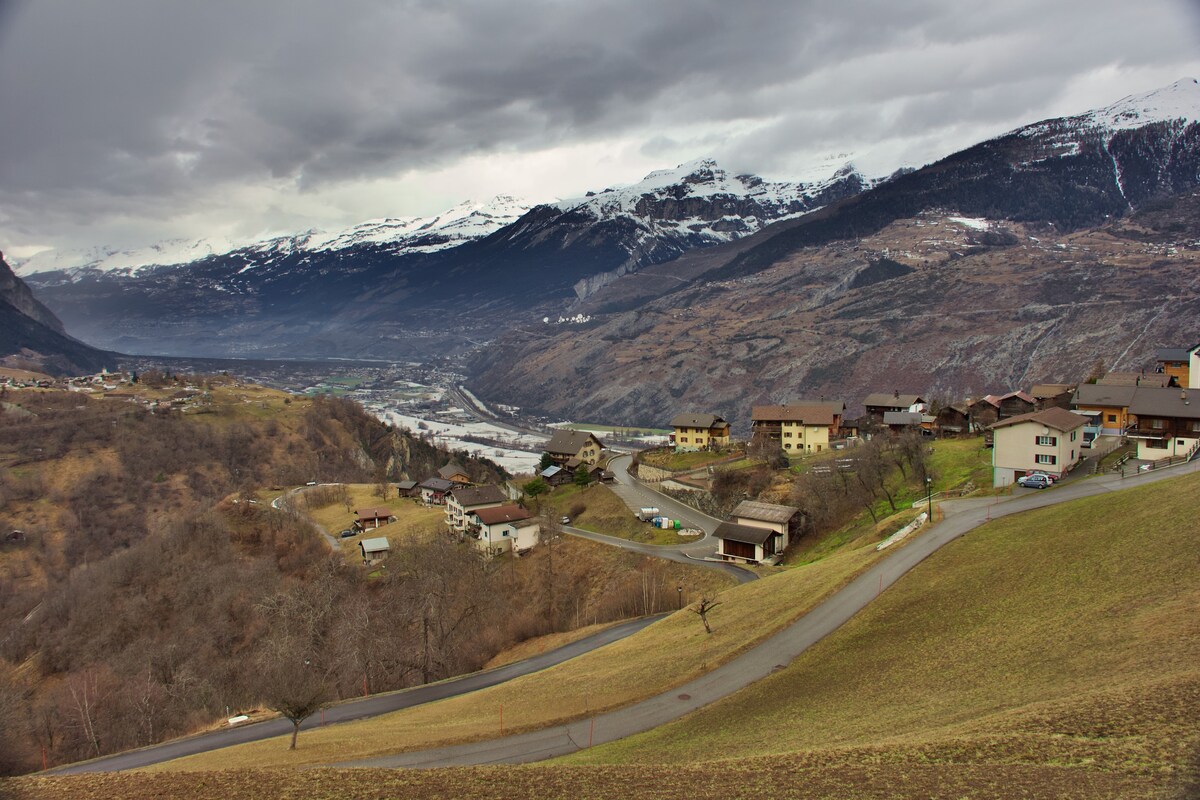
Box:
(544, 429), (604, 467)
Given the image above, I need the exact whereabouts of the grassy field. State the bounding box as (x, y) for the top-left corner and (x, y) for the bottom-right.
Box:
(298, 484), (446, 565)
(638, 449), (734, 472)
(8, 757), (1170, 800)
(562, 470), (1200, 789)
(544, 483), (692, 545)
(142, 538), (883, 771)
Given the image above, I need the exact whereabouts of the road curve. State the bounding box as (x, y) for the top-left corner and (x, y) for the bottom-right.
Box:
(338, 457), (1200, 769)
(45, 614), (665, 775)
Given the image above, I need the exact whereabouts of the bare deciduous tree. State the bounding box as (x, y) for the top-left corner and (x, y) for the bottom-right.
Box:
(692, 594), (722, 635)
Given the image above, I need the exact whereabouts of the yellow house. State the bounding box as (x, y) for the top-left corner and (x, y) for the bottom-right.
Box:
(1071, 384), (1136, 435)
(750, 402), (844, 454)
(670, 412), (731, 451)
(544, 429), (604, 467)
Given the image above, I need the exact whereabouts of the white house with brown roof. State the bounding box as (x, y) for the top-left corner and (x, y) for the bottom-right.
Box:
(669, 412), (731, 451)
(1125, 386), (1200, 460)
(445, 485), (508, 532)
(714, 500), (799, 564)
(471, 505), (540, 555)
(751, 402), (846, 454)
(989, 407), (1087, 487)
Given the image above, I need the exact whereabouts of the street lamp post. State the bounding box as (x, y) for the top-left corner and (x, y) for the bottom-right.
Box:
(926, 476), (933, 522)
(677, 585), (683, 610)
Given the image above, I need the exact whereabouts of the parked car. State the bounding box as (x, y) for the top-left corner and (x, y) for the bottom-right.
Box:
(339, 529), (355, 538)
(560, 516), (571, 525)
(1017, 474), (1052, 489)
(1028, 471), (1057, 483)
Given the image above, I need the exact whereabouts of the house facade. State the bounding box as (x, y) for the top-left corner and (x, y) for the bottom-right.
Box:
(1030, 383), (1077, 411)
(1071, 384), (1137, 437)
(544, 429), (604, 467)
(751, 402), (845, 454)
(418, 477), (455, 505)
(862, 392), (925, 425)
(1155, 347), (1191, 387)
(669, 413), (732, 451)
(714, 500), (799, 564)
(354, 508), (395, 531)
(445, 485), (507, 532)
(437, 461), (472, 485)
(359, 537), (390, 561)
(1125, 387), (1200, 460)
(989, 407), (1087, 487)
(471, 505), (540, 555)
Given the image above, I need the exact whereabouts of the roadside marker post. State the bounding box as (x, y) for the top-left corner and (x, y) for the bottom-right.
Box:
(500, 703), (504, 735)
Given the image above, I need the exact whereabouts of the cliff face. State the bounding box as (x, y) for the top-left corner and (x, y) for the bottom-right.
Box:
(466, 193), (1200, 428)
(0, 253), (114, 375)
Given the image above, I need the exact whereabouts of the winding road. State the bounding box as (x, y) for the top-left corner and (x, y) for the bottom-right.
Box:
(47, 453), (1200, 774)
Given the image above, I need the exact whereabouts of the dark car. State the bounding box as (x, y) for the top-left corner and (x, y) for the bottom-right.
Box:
(339, 529), (355, 538)
(1016, 474), (1052, 489)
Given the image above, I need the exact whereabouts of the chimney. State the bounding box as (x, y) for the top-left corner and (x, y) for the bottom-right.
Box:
(893, 389), (900, 399)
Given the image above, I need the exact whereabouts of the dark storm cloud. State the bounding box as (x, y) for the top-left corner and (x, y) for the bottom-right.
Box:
(0, 0), (1198, 249)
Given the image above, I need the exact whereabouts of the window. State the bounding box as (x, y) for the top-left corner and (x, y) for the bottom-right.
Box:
(1107, 414), (1117, 423)
(679, 437), (688, 443)
(1192, 421), (1200, 432)
(1035, 454), (1057, 465)
(783, 431), (792, 438)
(1151, 419), (1164, 429)
(1036, 435), (1057, 446)
(1070, 431), (1077, 441)
(783, 443), (792, 449)
(502, 530), (509, 537)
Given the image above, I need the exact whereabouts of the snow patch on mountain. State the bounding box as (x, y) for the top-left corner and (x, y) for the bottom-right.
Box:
(15, 196), (532, 278)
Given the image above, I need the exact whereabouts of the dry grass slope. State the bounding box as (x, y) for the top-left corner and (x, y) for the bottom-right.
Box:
(562, 470), (1200, 795)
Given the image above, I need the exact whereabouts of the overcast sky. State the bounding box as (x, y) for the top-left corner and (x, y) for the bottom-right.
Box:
(2, 0), (1199, 259)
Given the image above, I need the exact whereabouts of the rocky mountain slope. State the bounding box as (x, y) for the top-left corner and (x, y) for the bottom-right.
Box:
(0, 252), (114, 375)
(467, 81), (1200, 426)
(20, 162), (868, 358)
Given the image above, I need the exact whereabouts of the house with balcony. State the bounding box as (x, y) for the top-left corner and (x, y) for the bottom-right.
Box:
(669, 412), (731, 451)
(470, 505), (540, 555)
(1125, 387), (1200, 461)
(1071, 384), (1137, 438)
(714, 500), (800, 564)
(862, 392), (926, 426)
(354, 507), (395, 532)
(751, 402), (846, 454)
(445, 484), (507, 532)
(418, 477), (455, 505)
(544, 429), (604, 467)
(988, 407), (1087, 487)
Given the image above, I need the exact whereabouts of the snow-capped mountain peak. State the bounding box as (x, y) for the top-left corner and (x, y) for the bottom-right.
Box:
(1087, 77), (1200, 131)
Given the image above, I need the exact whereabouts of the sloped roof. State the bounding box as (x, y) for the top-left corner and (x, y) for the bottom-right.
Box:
(863, 392), (924, 408)
(545, 428), (603, 455)
(751, 403), (840, 425)
(670, 412), (728, 428)
(438, 461), (469, 480)
(356, 507), (393, 520)
(1127, 387), (1200, 419)
(418, 477), (454, 491)
(1097, 371), (1171, 388)
(732, 500), (799, 524)
(473, 504), (533, 525)
(360, 537), (390, 553)
(395, 480), (418, 490)
(883, 411), (923, 425)
(449, 484), (507, 506)
(714, 521), (776, 546)
(540, 465), (563, 478)
(1156, 347), (1191, 362)
(989, 406), (1088, 433)
(1072, 384), (1138, 408)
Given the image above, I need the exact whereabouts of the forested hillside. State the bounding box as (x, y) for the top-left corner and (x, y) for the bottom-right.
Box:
(0, 381), (707, 773)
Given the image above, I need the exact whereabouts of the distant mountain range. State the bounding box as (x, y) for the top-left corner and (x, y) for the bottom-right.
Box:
(15, 79), (1200, 403)
(19, 158), (869, 358)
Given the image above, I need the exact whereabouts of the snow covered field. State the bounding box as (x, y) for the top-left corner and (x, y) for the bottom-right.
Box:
(372, 406), (545, 474)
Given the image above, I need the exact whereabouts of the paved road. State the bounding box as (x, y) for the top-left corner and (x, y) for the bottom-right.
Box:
(338, 457), (1200, 769)
(45, 615), (665, 775)
(271, 486), (339, 549)
(563, 454), (757, 584)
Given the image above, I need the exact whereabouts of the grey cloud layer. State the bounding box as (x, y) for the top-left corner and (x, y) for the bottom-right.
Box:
(1, 0), (1198, 248)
